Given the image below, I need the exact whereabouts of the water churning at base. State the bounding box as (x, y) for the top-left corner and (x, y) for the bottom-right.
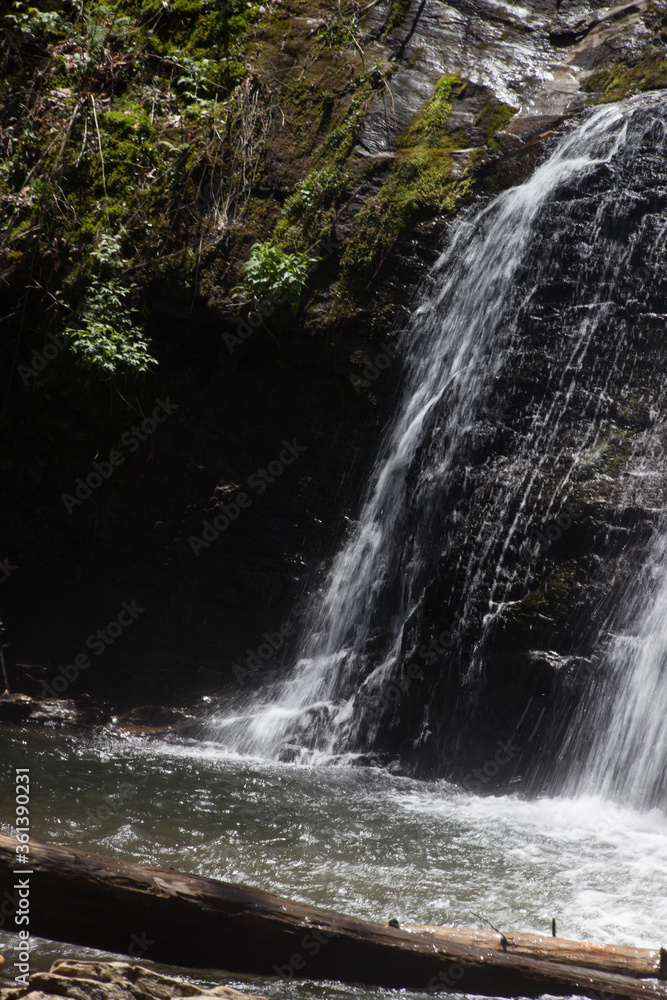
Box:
(214, 94), (667, 808)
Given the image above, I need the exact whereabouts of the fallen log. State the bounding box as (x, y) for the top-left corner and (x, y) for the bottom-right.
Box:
(1, 833), (666, 1000)
(403, 925), (667, 981)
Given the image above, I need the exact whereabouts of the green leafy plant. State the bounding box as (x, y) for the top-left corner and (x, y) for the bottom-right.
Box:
(64, 235), (154, 375)
(171, 52), (219, 104)
(2, 1), (66, 42)
(237, 241), (319, 315)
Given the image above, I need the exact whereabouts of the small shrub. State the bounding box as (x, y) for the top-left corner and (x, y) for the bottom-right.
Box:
(237, 242), (319, 315)
(64, 234), (154, 375)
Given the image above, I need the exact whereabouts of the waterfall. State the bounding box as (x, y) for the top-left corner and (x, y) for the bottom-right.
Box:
(214, 93), (667, 799)
(559, 530), (667, 810)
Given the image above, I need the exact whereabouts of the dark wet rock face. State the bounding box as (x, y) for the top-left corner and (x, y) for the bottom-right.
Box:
(362, 94), (667, 782)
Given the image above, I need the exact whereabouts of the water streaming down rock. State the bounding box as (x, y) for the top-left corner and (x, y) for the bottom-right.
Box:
(215, 94), (667, 795)
(558, 529), (667, 810)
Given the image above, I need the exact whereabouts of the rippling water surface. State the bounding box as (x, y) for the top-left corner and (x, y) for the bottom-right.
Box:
(2, 727), (665, 997)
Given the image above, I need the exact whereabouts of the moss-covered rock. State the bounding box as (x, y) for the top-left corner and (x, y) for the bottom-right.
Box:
(584, 52), (667, 102)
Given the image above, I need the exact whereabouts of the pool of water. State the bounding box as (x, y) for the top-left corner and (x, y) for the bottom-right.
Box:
(1, 725), (666, 997)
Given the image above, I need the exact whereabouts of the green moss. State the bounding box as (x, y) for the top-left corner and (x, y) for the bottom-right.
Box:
(271, 60), (383, 171)
(318, 69), (385, 163)
(406, 147), (456, 209)
(328, 79), (516, 310)
(338, 193), (408, 289)
(398, 74), (464, 149)
(584, 52), (667, 102)
(474, 102), (516, 151)
(336, 145), (457, 296)
(0, 0), (274, 396)
(222, 52), (391, 326)
(601, 430), (633, 477)
(137, 0), (259, 63)
(282, 166), (346, 222)
(1, 0), (400, 489)
(273, 165), (346, 253)
(333, 77), (463, 297)
(383, 0), (411, 35)
(334, 75), (502, 305)
(100, 107), (153, 139)
(619, 392), (652, 429)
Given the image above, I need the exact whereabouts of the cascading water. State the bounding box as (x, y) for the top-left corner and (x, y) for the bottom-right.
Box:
(558, 530), (667, 809)
(213, 93), (667, 803)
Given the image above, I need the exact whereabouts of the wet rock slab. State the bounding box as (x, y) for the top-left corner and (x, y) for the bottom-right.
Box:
(0, 692), (216, 740)
(0, 961), (265, 1000)
(0, 694), (112, 727)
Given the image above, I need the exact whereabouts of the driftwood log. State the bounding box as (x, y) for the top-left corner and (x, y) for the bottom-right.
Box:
(1, 833), (665, 1000)
(403, 925), (667, 980)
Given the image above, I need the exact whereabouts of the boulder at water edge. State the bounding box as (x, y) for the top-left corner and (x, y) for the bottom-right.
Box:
(0, 961), (266, 1000)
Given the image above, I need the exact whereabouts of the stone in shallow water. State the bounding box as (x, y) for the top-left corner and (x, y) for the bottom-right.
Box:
(0, 961), (266, 1000)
